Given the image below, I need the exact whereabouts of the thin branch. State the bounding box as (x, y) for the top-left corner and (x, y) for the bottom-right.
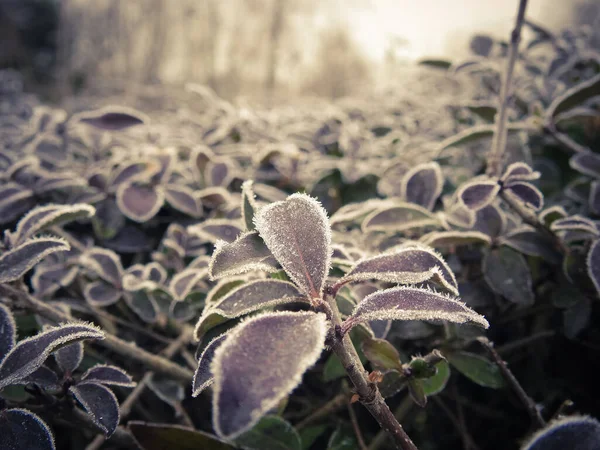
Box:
(477, 337), (546, 429)
(0, 284), (193, 383)
(486, 0), (529, 177)
(347, 401), (369, 450)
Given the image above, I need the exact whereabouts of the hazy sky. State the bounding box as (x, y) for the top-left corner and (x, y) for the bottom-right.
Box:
(332, 0), (576, 61)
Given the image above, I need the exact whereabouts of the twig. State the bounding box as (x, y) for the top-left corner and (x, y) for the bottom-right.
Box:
(296, 392), (347, 430)
(327, 293), (418, 450)
(347, 401), (368, 450)
(368, 395), (413, 450)
(496, 330), (555, 355)
(0, 284), (193, 383)
(486, 0), (529, 177)
(477, 337), (546, 429)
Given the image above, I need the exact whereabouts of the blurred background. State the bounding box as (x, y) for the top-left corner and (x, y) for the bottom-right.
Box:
(0, 0), (598, 103)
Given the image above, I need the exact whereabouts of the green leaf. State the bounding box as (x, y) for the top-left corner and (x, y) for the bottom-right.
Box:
(129, 421), (235, 450)
(465, 104), (497, 122)
(300, 425), (328, 450)
(435, 122), (535, 154)
(407, 379), (427, 407)
(422, 360), (451, 396)
(361, 338), (402, 371)
(483, 247), (534, 305)
(235, 416), (302, 450)
(327, 427), (358, 450)
(547, 73), (600, 120)
(447, 351), (505, 389)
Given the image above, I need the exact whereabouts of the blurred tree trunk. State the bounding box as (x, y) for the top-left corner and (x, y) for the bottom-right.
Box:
(142, 0), (168, 83)
(265, 0), (286, 99)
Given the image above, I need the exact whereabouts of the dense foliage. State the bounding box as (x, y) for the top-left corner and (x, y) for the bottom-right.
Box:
(1, 16), (600, 450)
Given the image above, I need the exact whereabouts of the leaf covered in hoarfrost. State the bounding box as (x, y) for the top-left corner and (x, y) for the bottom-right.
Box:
(400, 162), (443, 211)
(0, 408), (56, 450)
(241, 180), (258, 231)
(192, 332), (229, 397)
(570, 152), (600, 179)
(189, 220), (243, 243)
(169, 268), (208, 301)
(0, 303), (16, 362)
(472, 204), (506, 237)
(80, 247), (124, 286)
(522, 415), (600, 450)
(501, 162), (540, 183)
(211, 311), (327, 439)
(124, 291), (159, 323)
(340, 245), (458, 295)
(81, 364), (136, 387)
(194, 279), (307, 340)
(361, 202), (440, 232)
(70, 382), (120, 436)
(164, 185), (203, 218)
(499, 227), (561, 262)
(551, 216), (599, 236)
(10, 203), (95, 246)
(587, 240), (600, 297)
(483, 247), (534, 305)
(348, 286), (488, 329)
(32, 264), (78, 298)
(84, 281), (122, 306)
(254, 194), (331, 298)
(76, 106), (147, 131)
(457, 180), (500, 211)
(539, 205), (567, 227)
(54, 342), (83, 374)
(0, 323), (104, 389)
(208, 232), (279, 280)
(504, 182), (544, 211)
(420, 231), (492, 248)
(0, 237), (70, 284)
(116, 183), (164, 222)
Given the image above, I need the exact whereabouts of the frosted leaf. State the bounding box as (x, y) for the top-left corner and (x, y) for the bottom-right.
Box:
(586, 240), (600, 297)
(0, 237), (70, 284)
(144, 262), (167, 284)
(194, 279), (307, 340)
(109, 160), (158, 187)
(499, 227), (561, 262)
(208, 231), (279, 280)
(361, 202), (440, 232)
(54, 342), (83, 374)
(197, 187), (233, 209)
(539, 205), (568, 227)
(330, 199), (395, 228)
(252, 183), (288, 202)
(70, 383), (120, 436)
(192, 332), (229, 397)
(241, 180), (258, 231)
(420, 231), (492, 248)
(83, 281), (122, 307)
(204, 278), (247, 310)
(0, 303), (16, 362)
(208, 160), (232, 187)
(164, 184), (203, 218)
(589, 181), (600, 216)
(0, 323), (104, 389)
(340, 245), (458, 295)
(457, 180), (500, 211)
(400, 162), (443, 211)
(444, 202), (476, 229)
(211, 311), (327, 439)
(169, 268), (209, 301)
(80, 247), (124, 286)
(32, 264), (78, 298)
(551, 215), (599, 236)
(483, 247), (534, 305)
(348, 286), (488, 329)
(0, 183), (35, 225)
(501, 162), (541, 183)
(10, 203), (95, 246)
(76, 106), (147, 131)
(473, 204), (506, 238)
(0, 408), (55, 450)
(124, 291), (159, 324)
(19, 366), (60, 391)
(570, 152), (600, 179)
(81, 364), (136, 387)
(253, 193), (332, 298)
(504, 182), (544, 211)
(189, 219), (243, 243)
(116, 183), (164, 222)
(148, 374), (184, 407)
(522, 416), (600, 450)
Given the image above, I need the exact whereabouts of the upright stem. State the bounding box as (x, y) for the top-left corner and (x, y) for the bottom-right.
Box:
(486, 0), (529, 178)
(325, 294), (418, 450)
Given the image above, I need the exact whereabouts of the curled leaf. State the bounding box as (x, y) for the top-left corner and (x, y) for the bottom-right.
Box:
(192, 333), (229, 397)
(0, 408), (56, 450)
(76, 106), (147, 130)
(70, 382), (120, 436)
(501, 162), (540, 183)
(241, 180), (258, 231)
(400, 162), (443, 210)
(116, 183), (164, 223)
(504, 182), (544, 211)
(81, 364), (136, 387)
(420, 231), (492, 248)
(361, 202), (440, 233)
(0, 304), (16, 362)
(0, 237), (70, 284)
(457, 180), (500, 211)
(54, 342), (83, 374)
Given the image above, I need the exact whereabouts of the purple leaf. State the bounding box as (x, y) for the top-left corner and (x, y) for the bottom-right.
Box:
(522, 415), (600, 450)
(0, 408), (55, 450)
(0, 303), (16, 362)
(54, 342), (83, 374)
(77, 107), (147, 131)
(0, 323), (104, 388)
(539, 205), (568, 227)
(400, 162), (443, 210)
(504, 182), (544, 211)
(192, 333), (229, 397)
(124, 291), (159, 323)
(145, 262), (167, 284)
(499, 227), (561, 262)
(84, 281), (122, 307)
(241, 180), (257, 231)
(361, 202), (440, 232)
(189, 220), (243, 243)
(32, 265), (78, 298)
(197, 187), (233, 209)
(472, 204), (506, 237)
(0, 183), (35, 225)
(420, 231), (492, 248)
(81, 364), (136, 387)
(208, 231), (279, 280)
(348, 286), (488, 328)
(340, 244), (458, 295)
(570, 152), (600, 179)
(211, 311), (327, 439)
(19, 366), (60, 391)
(164, 185), (203, 218)
(148, 374), (184, 407)
(10, 204), (95, 246)
(92, 197), (125, 240)
(0, 237), (70, 284)
(369, 319), (392, 339)
(109, 161), (158, 187)
(551, 215), (599, 236)
(457, 180), (500, 211)
(444, 202), (476, 229)
(254, 193), (332, 298)
(204, 278), (247, 310)
(116, 183), (164, 223)
(80, 247), (124, 286)
(208, 160), (232, 187)
(169, 268), (208, 301)
(587, 240), (600, 297)
(501, 162), (540, 183)
(589, 181), (600, 216)
(69, 382), (120, 436)
(483, 247), (534, 305)
(194, 280), (306, 340)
